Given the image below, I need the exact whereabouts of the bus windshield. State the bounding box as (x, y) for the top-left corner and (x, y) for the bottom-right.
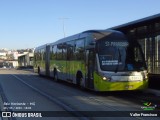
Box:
(97, 40), (146, 72)
(125, 44), (147, 71)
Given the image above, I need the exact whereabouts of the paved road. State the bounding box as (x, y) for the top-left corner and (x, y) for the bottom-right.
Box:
(0, 69), (159, 120)
(0, 69), (78, 120)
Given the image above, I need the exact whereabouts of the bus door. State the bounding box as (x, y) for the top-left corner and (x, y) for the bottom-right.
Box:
(45, 45), (50, 76)
(86, 49), (95, 89)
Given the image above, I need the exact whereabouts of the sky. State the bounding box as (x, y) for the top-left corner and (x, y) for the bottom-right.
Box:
(0, 0), (160, 49)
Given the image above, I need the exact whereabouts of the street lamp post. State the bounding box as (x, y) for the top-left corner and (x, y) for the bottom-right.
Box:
(59, 18), (69, 38)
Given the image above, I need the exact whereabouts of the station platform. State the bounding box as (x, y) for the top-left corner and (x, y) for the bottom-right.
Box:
(145, 89), (160, 96)
(148, 74), (160, 90)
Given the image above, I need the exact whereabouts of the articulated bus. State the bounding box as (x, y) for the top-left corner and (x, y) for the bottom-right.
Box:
(34, 30), (148, 91)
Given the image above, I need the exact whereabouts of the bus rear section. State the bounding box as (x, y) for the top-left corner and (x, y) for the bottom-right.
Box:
(34, 44), (50, 76)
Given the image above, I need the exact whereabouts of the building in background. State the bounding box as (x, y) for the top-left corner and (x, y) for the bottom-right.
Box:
(0, 49), (7, 60)
(0, 48), (34, 68)
(18, 52), (34, 67)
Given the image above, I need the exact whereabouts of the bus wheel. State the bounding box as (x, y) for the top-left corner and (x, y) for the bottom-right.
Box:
(38, 67), (40, 75)
(76, 71), (83, 87)
(54, 69), (58, 82)
(54, 73), (59, 82)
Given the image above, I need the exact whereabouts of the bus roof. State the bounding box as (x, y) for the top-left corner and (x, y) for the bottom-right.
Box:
(34, 43), (50, 51)
(34, 29), (126, 50)
(50, 29), (124, 46)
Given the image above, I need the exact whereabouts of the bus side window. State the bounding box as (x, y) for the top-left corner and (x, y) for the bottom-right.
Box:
(57, 44), (63, 60)
(50, 45), (53, 60)
(75, 38), (85, 60)
(41, 48), (45, 61)
(66, 41), (74, 60)
(50, 45), (57, 60)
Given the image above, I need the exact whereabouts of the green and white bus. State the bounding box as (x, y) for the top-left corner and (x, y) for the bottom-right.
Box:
(34, 30), (148, 91)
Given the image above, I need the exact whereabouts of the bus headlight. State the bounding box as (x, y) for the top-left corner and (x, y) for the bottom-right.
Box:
(143, 72), (148, 80)
(103, 77), (111, 81)
(103, 77), (107, 80)
(145, 75), (148, 79)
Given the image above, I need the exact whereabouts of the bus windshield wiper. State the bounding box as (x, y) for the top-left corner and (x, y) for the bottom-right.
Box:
(115, 48), (121, 73)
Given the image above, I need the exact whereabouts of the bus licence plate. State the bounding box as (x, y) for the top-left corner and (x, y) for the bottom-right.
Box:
(130, 76), (142, 81)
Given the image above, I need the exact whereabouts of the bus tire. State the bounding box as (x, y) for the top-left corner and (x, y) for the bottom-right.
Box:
(54, 68), (59, 82)
(76, 71), (83, 87)
(38, 67), (40, 75)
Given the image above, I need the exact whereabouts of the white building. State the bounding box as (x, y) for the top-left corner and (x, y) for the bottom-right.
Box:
(0, 50), (7, 60)
(18, 52), (34, 67)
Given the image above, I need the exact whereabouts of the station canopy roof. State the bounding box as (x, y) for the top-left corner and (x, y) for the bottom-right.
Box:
(110, 13), (160, 30)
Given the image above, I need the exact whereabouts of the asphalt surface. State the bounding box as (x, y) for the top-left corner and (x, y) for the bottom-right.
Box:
(0, 69), (79, 120)
(0, 69), (159, 120)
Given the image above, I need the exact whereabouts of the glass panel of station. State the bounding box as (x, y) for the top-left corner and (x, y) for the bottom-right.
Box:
(127, 23), (160, 74)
